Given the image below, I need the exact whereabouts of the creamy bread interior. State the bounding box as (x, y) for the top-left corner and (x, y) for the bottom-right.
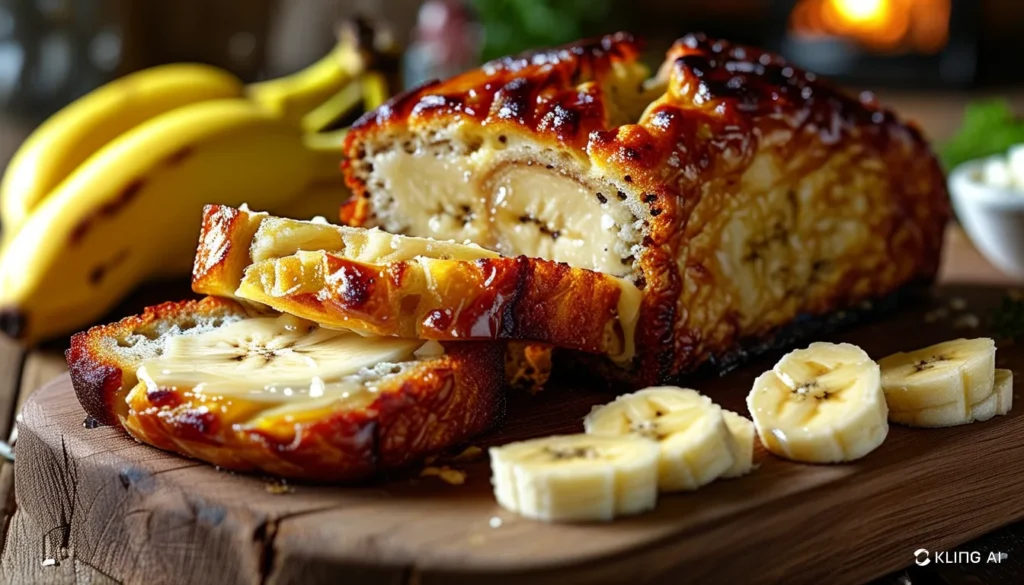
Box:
(352, 129), (647, 280)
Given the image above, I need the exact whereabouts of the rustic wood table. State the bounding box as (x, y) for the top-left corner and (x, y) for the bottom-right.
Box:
(0, 225), (1018, 585)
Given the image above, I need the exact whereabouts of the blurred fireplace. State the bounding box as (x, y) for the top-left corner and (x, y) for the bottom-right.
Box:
(773, 0), (979, 86)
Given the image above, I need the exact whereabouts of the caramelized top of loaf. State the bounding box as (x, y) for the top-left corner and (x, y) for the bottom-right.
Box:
(344, 31), (934, 194)
(346, 32), (648, 154)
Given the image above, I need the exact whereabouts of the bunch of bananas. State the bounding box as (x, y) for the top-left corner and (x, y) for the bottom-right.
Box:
(0, 19), (396, 344)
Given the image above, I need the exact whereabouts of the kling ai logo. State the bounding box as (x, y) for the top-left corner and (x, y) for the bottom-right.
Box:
(912, 548), (1007, 565)
(914, 549), (931, 566)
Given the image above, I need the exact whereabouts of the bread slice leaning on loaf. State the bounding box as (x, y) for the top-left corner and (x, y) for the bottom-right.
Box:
(66, 297), (505, 481)
(341, 32), (949, 385)
(192, 204), (642, 363)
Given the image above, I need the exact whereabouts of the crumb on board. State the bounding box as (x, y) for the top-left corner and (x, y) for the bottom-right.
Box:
(949, 297), (967, 311)
(264, 480), (294, 495)
(421, 465), (467, 485)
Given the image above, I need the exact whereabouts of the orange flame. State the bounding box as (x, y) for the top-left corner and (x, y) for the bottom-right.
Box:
(789, 0), (950, 54)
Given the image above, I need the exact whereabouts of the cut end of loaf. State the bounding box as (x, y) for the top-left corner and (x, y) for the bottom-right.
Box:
(345, 128), (648, 279)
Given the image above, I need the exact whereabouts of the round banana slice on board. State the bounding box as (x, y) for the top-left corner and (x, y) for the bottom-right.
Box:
(489, 434), (659, 522)
(878, 338), (998, 428)
(584, 387), (737, 491)
(721, 410), (756, 478)
(193, 205), (641, 362)
(68, 298), (505, 481)
(995, 368), (1014, 416)
(747, 342), (888, 464)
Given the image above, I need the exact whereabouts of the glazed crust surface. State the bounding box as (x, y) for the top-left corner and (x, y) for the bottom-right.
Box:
(67, 298), (506, 481)
(342, 32), (949, 384)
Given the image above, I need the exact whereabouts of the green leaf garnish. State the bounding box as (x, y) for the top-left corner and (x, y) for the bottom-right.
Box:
(941, 100), (1024, 171)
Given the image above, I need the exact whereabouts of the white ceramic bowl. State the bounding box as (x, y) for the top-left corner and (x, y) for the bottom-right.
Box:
(949, 156), (1024, 278)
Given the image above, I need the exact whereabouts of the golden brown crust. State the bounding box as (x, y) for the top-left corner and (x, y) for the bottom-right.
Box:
(122, 340), (505, 482)
(192, 204), (265, 298)
(66, 296), (253, 426)
(340, 33), (949, 385)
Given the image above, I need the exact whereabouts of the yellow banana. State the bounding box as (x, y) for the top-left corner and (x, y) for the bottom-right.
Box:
(0, 63), (243, 237)
(0, 99), (342, 343)
(361, 71), (391, 110)
(247, 38), (366, 123)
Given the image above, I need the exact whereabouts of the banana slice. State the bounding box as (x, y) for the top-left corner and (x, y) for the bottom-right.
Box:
(995, 369), (1014, 416)
(135, 313), (424, 421)
(249, 215), (498, 265)
(721, 410), (756, 478)
(485, 163), (630, 276)
(584, 387), (736, 491)
(967, 366), (1009, 425)
(489, 434), (659, 522)
(747, 342), (888, 463)
(879, 338), (997, 428)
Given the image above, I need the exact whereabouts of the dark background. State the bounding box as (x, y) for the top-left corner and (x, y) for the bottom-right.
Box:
(1, 0), (1023, 136)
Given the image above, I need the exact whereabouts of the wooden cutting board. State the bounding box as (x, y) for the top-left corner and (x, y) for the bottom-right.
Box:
(5, 285), (1024, 585)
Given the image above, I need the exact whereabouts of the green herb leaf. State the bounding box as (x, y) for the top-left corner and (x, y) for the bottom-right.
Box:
(471, 0), (613, 62)
(940, 100), (1024, 171)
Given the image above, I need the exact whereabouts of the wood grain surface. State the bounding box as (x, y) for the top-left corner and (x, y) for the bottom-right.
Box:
(4, 285), (1024, 585)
